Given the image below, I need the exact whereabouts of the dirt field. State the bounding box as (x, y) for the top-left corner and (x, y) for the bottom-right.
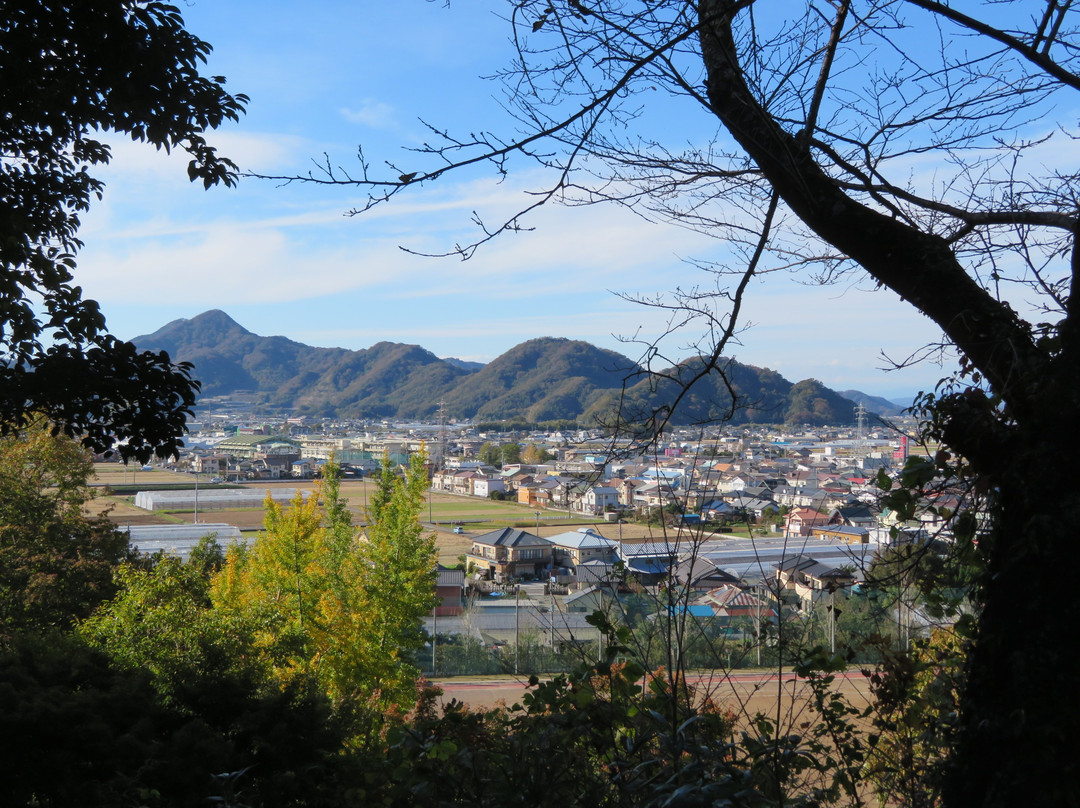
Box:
(434, 669), (874, 723)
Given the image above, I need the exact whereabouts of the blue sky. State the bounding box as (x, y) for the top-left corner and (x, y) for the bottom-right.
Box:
(75, 0), (954, 401)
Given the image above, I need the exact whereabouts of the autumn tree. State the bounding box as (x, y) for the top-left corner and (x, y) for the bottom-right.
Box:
(211, 489), (325, 688)
(350, 451), (439, 735)
(272, 1), (1080, 803)
(522, 443), (553, 464)
(0, 1), (247, 460)
(865, 627), (966, 808)
(212, 454), (437, 743)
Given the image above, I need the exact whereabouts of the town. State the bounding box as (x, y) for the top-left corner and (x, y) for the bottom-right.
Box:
(111, 398), (951, 676)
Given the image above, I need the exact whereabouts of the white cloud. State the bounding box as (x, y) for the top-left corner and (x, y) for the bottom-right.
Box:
(79, 226), (389, 304)
(72, 134), (948, 399)
(340, 100), (398, 130)
(90, 130), (310, 181)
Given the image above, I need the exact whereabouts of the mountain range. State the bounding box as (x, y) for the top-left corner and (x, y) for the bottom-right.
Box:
(134, 310), (903, 424)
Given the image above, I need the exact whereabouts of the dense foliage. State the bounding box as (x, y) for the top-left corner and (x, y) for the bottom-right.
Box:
(1, 1), (246, 460)
(0, 423), (131, 635)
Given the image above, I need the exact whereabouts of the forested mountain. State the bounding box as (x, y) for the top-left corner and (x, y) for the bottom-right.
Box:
(439, 337), (642, 423)
(135, 311), (861, 425)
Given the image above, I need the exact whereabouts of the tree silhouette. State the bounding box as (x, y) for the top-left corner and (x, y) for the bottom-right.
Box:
(1, 1), (247, 460)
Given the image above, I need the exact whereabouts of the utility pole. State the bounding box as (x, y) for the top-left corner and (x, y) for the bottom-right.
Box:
(755, 584), (763, 667)
(550, 586), (556, 649)
(431, 605), (437, 675)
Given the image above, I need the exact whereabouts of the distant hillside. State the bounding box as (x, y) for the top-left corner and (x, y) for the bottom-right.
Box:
(136, 310), (471, 419)
(440, 337), (641, 422)
(586, 358), (856, 427)
(442, 357), (485, 372)
(135, 311), (857, 426)
(840, 390), (908, 418)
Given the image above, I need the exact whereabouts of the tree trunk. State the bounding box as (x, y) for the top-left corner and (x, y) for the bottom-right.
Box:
(944, 421), (1080, 807)
(697, 3), (1080, 804)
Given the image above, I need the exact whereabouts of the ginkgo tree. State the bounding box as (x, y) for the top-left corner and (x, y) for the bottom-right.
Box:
(211, 453), (438, 742)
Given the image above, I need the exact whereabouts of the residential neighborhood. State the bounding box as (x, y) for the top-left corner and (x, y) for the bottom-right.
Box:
(118, 403), (961, 659)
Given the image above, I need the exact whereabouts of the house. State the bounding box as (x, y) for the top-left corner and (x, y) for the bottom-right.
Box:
(701, 500), (742, 521)
(431, 469), (456, 492)
(192, 453), (229, 475)
(632, 480), (679, 510)
(544, 477), (584, 510)
(828, 505), (878, 529)
(246, 457), (291, 479)
(671, 556), (743, 592)
(547, 527), (619, 568)
(811, 525), (870, 544)
(775, 555), (855, 609)
(501, 470), (534, 494)
(614, 477), (640, 508)
(565, 585), (617, 614)
(725, 492), (778, 520)
(466, 527), (553, 581)
(472, 476), (505, 498)
(434, 565), (466, 616)
(583, 485), (619, 514)
(618, 540), (685, 585)
(574, 559), (619, 589)
(517, 478), (558, 507)
(784, 506), (831, 537)
(452, 470), (483, 496)
(697, 585), (778, 626)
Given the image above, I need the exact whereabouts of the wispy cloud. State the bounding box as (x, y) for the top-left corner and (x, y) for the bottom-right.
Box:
(340, 100), (398, 130)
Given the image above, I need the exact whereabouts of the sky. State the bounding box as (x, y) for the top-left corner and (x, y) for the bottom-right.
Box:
(74, 0), (957, 402)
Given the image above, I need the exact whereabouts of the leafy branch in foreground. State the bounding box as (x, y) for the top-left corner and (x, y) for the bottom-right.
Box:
(1, 1), (247, 460)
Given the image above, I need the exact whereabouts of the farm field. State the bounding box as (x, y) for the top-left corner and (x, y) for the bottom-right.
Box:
(87, 464), (691, 563)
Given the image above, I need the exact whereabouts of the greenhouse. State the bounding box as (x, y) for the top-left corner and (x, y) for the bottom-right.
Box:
(122, 524), (247, 562)
(132, 488), (312, 511)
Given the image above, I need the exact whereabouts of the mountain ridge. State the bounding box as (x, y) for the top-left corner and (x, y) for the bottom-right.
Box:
(134, 311), (886, 425)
